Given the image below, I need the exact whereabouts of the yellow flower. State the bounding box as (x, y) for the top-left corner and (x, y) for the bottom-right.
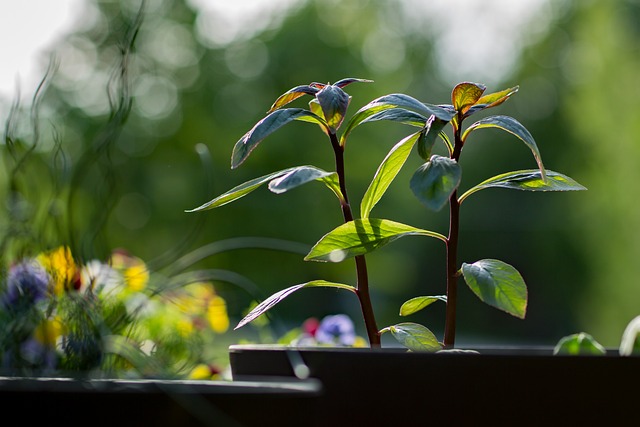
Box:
(176, 317), (194, 337)
(33, 316), (64, 346)
(124, 263), (148, 292)
(37, 246), (76, 295)
(110, 250), (149, 291)
(207, 295), (229, 333)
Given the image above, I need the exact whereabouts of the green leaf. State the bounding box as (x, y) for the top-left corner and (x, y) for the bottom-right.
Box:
(360, 108), (427, 128)
(461, 259), (528, 319)
(554, 332), (606, 356)
(417, 115), (448, 160)
(232, 108), (328, 168)
(458, 169), (587, 204)
(452, 82), (486, 114)
(268, 165), (341, 198)
(620, 316), (640, 356)
(334, 77), (374, 88)
(186, 168), (295, 212)
(360, 129), (422, 218)
(235, 280), (356, 329)
(381, 322), (442, 352)
(410, 155), (462, 211)
(399, 296), (447, 316)
(316, 84), (350, 132)
(305, 218), (446, 262)
(268, 85), (319, 113)
(340, 93), (455, 145)
(464, 85), (519, 117)
(462, 115), (546, 181)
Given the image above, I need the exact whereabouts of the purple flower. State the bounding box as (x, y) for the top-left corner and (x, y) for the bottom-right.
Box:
(3, 261), (50, 307)
(315, 314), (356, 346)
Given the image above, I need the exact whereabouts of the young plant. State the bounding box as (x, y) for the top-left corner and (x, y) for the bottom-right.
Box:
(189, 80), (585, 351)
(305, 82), (586, 349)
(187, 79), (385, 347)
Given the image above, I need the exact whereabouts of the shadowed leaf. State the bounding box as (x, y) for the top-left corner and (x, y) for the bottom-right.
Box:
(458, 169), (587, 204)
(232, 108), (327, 168)
(316, 84), (350, 132)
(461, 259), (528, 319)
(334, 77), (373, 88)
(340, 93), (455, 145)
(410, 155), (462, 211)
(235, 280), (356, 329)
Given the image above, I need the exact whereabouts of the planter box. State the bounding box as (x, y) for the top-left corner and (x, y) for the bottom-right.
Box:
(230, 344), (640, 426)
(0, 375), (321, 427)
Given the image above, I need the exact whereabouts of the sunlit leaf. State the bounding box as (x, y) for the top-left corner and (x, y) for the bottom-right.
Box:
(316, 84), (350, 132)
(462, 115), (546, 181)
(340, 93), (455, 145)
(464, 86), (519, 117)
(458, 169), (587, 204)
(399, 295), (447, 316)
(268, 85), (320, 113)
(305, 218), (446, 262)
(268, 165), (344, 201)
(410, 155), (462, 211)
(360, 130), (422, 218)
(231, 108), (328, 168)
(620, 316), (640, 356)
(452, 82), (486, 114)
(334, 77), (374, 88)
(461, 259), (528, 319)
(235, 280), (356, 329)
(380, 322), (442, 352)
(554, 332), (606, 356)
(186, 168), (295, 212)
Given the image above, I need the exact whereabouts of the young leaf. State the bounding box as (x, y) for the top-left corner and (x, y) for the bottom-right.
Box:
(316, 84), (351, 132)
(458, 169), (587, 204)
(461, 259), (528, 319)
(268, 85), (320, 113)
(340, 93), (455, 145)
(268, 165), (339, 197)
(410, 155), (462, 211)
(235, 280), (356, 329)
(462, 115), (546, 181)
(554, 332), (606, 356)
(463, 86), (519, 117)
(232, 108), (328, 168)
(305, 218), (446, 262)
(360, 129), (423, 219)
(381, 322), (442, 352)
(452, 82), (486, 114)
(399, 295), (447, 316)
(186, 168), (296, 212)
(334, 77), (374, 88)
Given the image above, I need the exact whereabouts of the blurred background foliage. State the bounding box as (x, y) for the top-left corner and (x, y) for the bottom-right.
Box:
(0, 0), (638, 347)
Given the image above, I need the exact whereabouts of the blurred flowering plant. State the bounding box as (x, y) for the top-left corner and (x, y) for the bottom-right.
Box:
(278, 314), (367, 348)
(0, 246), (230, 379)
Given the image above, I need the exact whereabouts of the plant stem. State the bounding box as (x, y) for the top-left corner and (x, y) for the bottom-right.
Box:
(330, 133), (381, 348)
(443, 120), (464, 349)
